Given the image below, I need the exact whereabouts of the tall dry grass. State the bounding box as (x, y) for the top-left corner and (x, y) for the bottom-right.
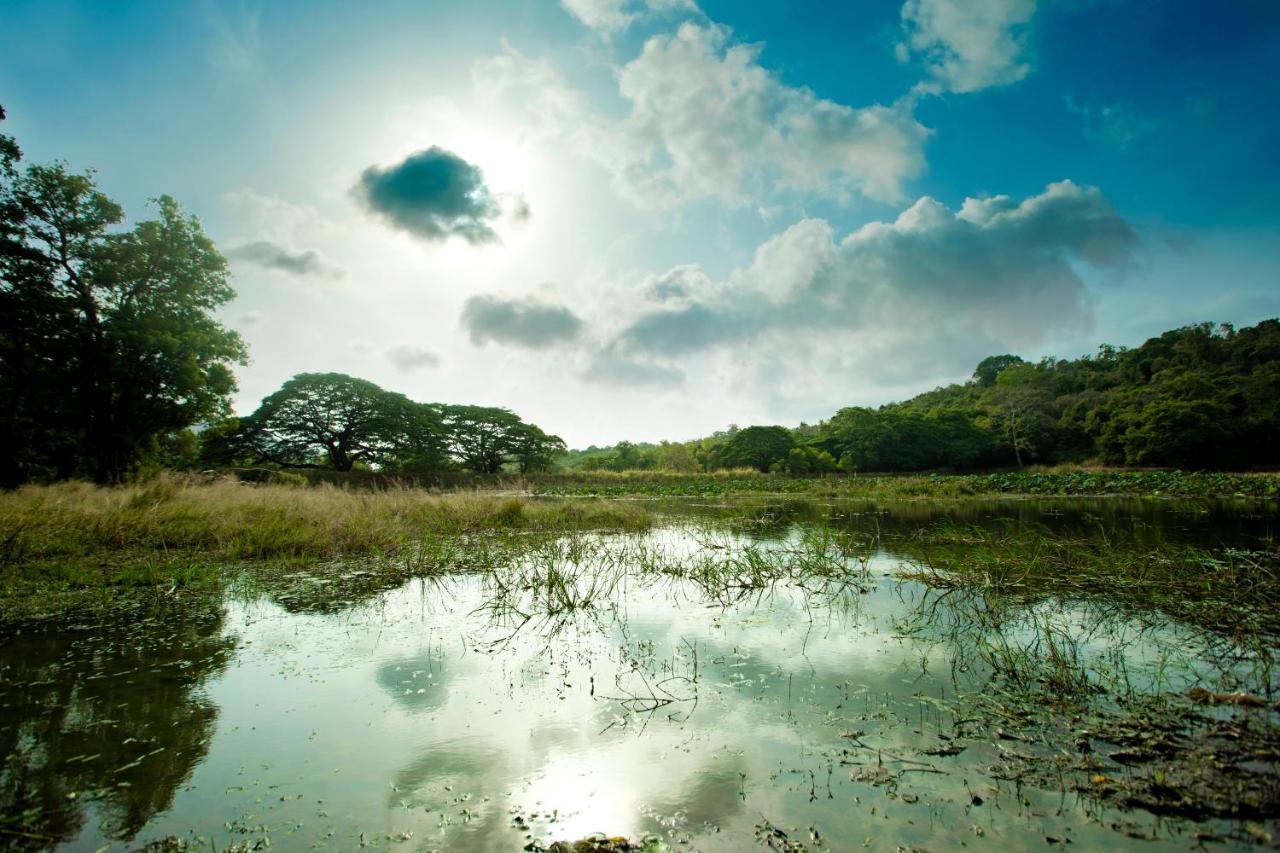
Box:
(0, 473), (651, 565)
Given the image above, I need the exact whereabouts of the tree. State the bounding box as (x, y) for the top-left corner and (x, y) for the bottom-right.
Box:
(653, 441), (701, 472)
(712, 425), (794, 472)
(776, 446), (837, 475)
(1108, 398), (1233, 468)
(0, 109), (246, 483)
(509, 423), (567, 473)
(981, 364), (1054, 468)
(439, 405), (523, 474)
(228, 373), (445, 471)
(973, 354), (1027, 387)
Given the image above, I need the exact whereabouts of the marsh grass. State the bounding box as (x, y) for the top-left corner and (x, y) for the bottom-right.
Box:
(0, 474), (651, 622)
(897, 521), (1280, 638)
(0, 474), (650, 561)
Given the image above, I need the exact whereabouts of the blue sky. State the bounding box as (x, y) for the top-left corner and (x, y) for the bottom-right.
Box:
(2, 0), (1278, 445)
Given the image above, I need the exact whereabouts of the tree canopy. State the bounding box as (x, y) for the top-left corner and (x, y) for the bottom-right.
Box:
(213, 373), (445, 472)
(711, 425), (795, 472)
(209, 374), (565, 476)
(0, 109), (246, 484)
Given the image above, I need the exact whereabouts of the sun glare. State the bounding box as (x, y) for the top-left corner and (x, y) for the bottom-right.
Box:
(522, 752), (641, 842)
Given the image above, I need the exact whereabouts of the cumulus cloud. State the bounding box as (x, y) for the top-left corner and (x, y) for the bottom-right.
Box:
(560, 0), (699, 33)
(476, 23), (929, 207)
(898, 0), (1036, 94)
(461, 294), (585, 349)
(224, 239), (343, 278)
(602, 181), (1137, 383)
(355, 146), (503, 244)
(387, 345), (441, 372)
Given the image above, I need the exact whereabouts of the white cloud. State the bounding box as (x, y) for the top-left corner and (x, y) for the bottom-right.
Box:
(476, 23), (929, 208)
(562, 0), (635, 33)
(899, 0), (1036, 94)
(738, 219), (837, 303)
(560, 0), (699, 34)
(603, 181), (1138, 389)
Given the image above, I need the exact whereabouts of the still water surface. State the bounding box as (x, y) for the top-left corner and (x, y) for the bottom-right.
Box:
(1, 499), (1276, 850)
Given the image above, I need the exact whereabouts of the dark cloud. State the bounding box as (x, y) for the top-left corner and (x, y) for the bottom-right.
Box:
(387, 345), (440, 372)
(620, 303), (748, 354)
(225, 240), (342, 277)
(356, 147), (502, 244)
(460, 294), (584, 349)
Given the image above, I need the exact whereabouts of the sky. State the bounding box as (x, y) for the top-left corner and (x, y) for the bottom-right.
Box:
(2, 0), (1278, 448)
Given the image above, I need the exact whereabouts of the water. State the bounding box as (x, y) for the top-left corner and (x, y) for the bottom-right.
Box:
(1, 499), (1277, 851)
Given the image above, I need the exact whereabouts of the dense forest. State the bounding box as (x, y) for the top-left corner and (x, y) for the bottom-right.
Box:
(567, 319), (1280, 474)
(3, 106), (1278, 483)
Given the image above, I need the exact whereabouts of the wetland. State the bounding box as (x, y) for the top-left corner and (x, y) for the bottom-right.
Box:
(1, 488), (1277, 850)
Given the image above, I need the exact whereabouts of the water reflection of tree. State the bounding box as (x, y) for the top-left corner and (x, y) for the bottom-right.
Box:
(0, 603), (236, 847)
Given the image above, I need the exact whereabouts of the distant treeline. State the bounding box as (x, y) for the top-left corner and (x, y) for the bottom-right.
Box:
(566, 319), (1280, 474)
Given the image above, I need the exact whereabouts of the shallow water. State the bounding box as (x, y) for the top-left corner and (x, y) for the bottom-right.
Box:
(1, 499), (1277, 851)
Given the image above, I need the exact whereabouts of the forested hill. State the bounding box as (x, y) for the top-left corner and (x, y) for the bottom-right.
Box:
(564, 320), (1280, 474)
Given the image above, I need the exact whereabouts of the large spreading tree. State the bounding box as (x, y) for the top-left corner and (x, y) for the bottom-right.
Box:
(216, 373), (447, 472)
(0, 107), (246, 484)
(209, 376), (564, 475)
(711, 425), (795, 472)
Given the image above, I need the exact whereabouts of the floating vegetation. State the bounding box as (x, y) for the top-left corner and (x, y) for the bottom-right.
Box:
(525, 468), (1280, 499)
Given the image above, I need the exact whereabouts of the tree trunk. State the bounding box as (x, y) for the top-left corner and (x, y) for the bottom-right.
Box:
(329, 445), (353, 471)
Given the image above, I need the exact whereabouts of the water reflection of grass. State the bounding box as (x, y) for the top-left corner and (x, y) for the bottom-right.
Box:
(896, 521), (1280, 638)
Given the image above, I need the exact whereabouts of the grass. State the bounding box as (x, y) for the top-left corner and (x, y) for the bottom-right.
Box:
(0, 473), (651, 561)
(3, 469), (1276, 627)
(897, 521), (1280, 638)
(0, 474), (652, 623)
